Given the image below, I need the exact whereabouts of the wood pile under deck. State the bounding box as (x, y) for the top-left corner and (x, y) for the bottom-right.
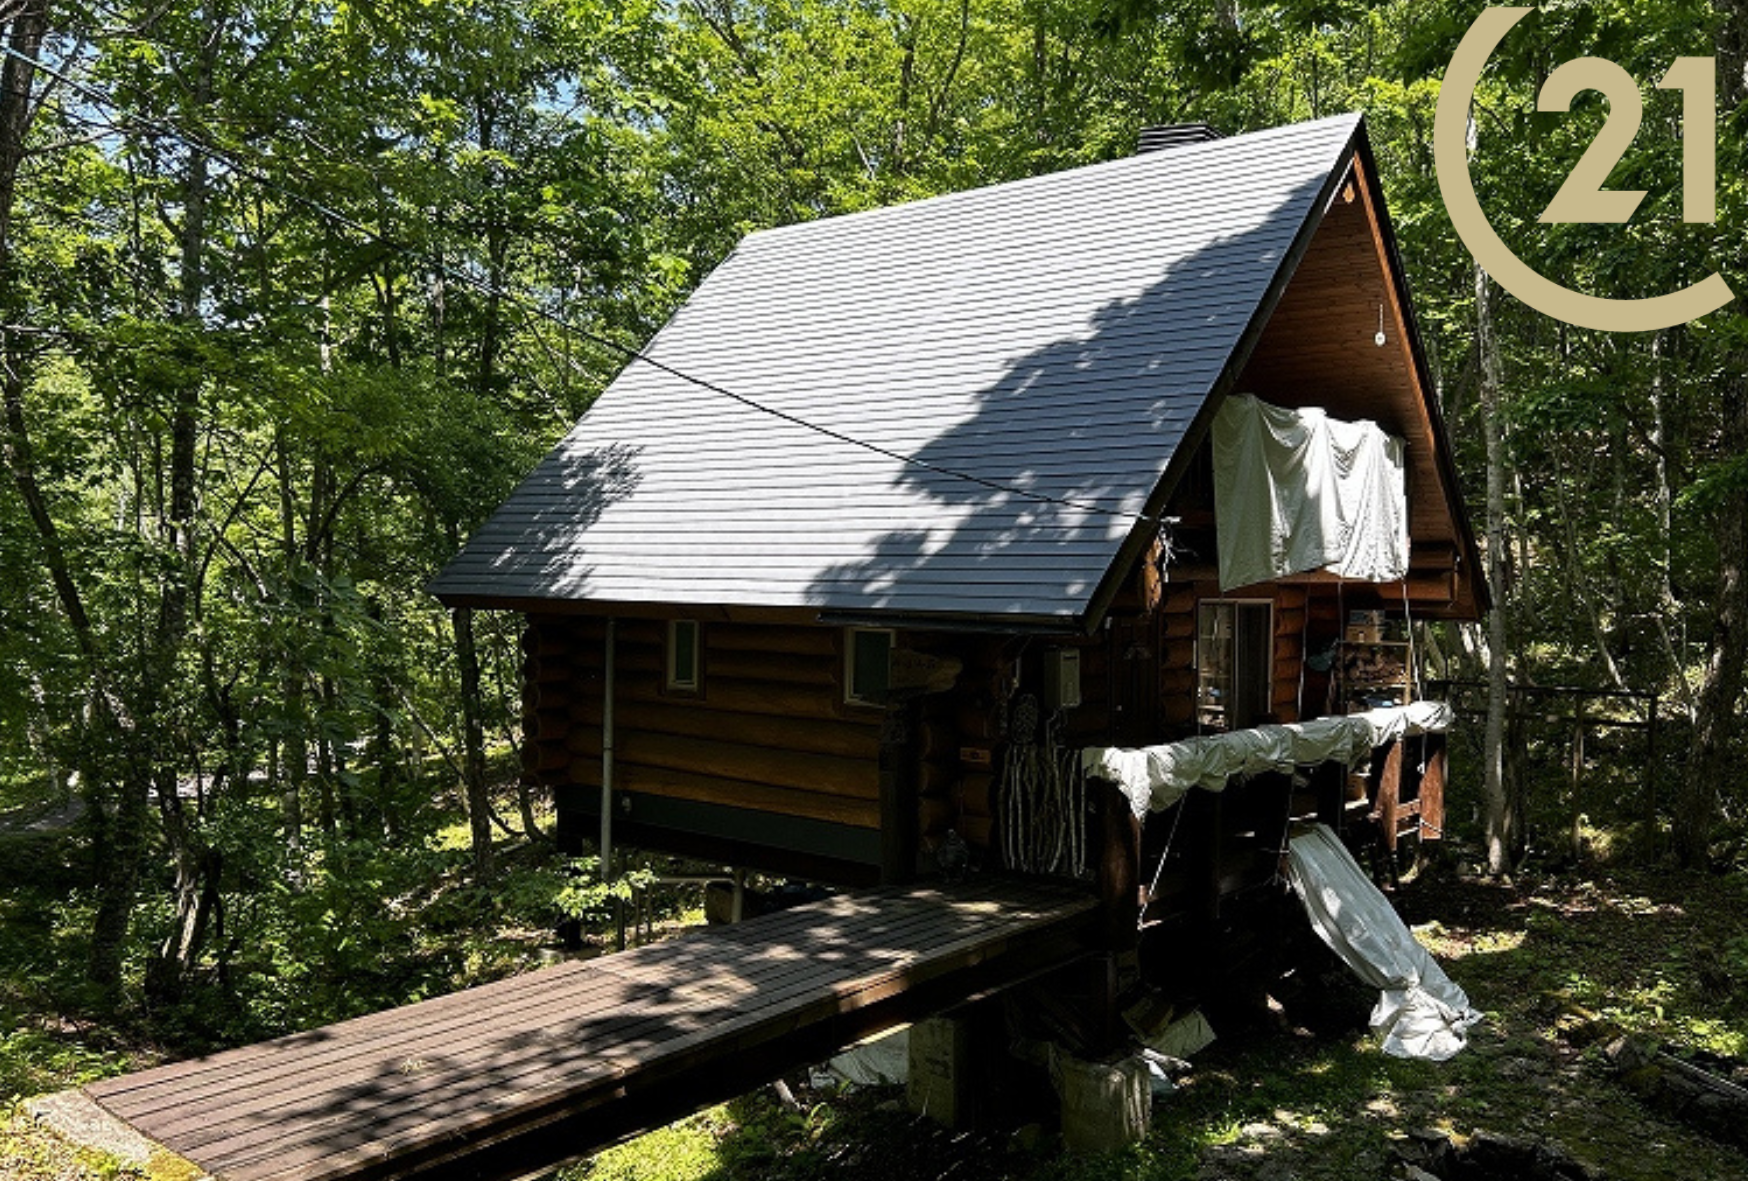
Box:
(81, 877), (1096, 1181)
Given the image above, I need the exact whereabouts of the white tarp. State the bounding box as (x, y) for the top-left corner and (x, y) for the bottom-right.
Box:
(1286, 823), (1481, 1060)
(1212, 393), (1410, 591)
(825, 1027), (909, 1087)
(1082, 701), (1454, 818)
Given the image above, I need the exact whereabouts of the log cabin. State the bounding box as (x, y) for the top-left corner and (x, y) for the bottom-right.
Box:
(430, 113), (1486, 990)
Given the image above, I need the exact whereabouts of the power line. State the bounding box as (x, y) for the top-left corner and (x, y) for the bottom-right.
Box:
(0, 39), (1167, 528)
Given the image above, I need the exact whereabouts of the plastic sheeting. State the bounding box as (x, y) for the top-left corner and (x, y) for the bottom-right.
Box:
(825, 1027), (909, 1087)
(1286, 823), (1480, 1060)
(1082, 701), (1454, 818)
(1212, 393), (1410, 591)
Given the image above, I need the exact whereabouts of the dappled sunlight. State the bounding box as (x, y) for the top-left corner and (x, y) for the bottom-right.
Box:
(80, 878), (1096, 1180)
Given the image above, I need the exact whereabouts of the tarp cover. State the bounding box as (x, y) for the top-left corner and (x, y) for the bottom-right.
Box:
(1287, 823), (1480, 1060)
(1213, 393), (1410, 591)
(1082, 701), (1454, 818)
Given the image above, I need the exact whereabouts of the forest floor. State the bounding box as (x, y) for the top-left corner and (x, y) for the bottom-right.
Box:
(5, 844), (1748, 1181)
(576, 847), (1748, 1181)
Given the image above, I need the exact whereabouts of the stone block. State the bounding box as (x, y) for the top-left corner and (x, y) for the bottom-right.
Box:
(1056, 1052), (1150, 1153)
(907, 1016), (972, 1127)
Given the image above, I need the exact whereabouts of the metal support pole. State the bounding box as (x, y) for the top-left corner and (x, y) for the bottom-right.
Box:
(602, 618), (619, 949)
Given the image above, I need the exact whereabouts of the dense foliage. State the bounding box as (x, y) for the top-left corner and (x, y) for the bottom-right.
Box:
(1, 0), (1745, 1066)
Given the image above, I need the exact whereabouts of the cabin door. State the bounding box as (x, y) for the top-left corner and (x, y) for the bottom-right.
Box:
(1107, 615), (1162, 747)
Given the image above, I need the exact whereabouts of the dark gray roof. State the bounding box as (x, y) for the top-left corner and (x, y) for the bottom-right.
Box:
(431, 113), (1362, 623)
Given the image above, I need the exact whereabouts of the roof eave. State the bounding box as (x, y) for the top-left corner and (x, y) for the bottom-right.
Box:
(1076, 117), (1368, 636)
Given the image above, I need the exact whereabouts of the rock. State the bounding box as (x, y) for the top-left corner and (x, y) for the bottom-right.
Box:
(1392, 1127), (1455, 1174)
(1602, 1034), (1657, 1074)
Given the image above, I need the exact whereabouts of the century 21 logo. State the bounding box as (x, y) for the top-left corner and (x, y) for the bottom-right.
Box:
(1434, 7), (1734, 332)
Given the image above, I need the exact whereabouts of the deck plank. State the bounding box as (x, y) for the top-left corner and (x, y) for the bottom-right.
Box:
(95, 884), (967, 1119)
(85, 878), (1095, 1181)
(162, 905), (958, 1153)
(118, 884), (991, 1130)
(190, 895), (1045, 1163)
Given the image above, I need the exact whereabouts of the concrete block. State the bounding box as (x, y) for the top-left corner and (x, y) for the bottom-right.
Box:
(907, 1015), (971, 1127)
(1056, 1052), (1150, 1153)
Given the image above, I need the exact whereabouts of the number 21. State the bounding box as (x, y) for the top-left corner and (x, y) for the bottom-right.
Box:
(1537, 56), (1715, 224)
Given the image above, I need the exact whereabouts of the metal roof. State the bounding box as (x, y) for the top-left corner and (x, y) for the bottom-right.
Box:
(1136, 123), (1224, 153)
(430, 113), (1363, 624)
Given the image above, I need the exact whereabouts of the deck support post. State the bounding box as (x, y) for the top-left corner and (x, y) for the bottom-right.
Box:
(878, 700), (919, 885)
(1095, 779), (1142, 946)
(1093, 778), (1142, 1055)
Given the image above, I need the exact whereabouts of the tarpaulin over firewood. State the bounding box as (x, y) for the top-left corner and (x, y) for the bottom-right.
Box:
(1081, 701), (1453, 818)
(1287, 823), (1481, 1060)
(1212, 393), (1410, 591)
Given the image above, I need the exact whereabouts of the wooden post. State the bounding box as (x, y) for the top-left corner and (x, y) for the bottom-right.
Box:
(1095, 780), (1142, 948)
(879, 701), (918, 885)
(1376, 740), (1402, 853)
(1313, 762), (1344, 833)
(1418, 736), (1447, 842)
(1093, 780), (1141, 1056)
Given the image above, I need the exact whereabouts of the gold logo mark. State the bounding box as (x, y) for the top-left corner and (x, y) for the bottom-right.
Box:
(1434, 6), (1733, 332)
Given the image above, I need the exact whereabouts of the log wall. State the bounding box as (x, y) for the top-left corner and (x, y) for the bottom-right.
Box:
(1155, 581), (1311, 737)
(525, 616), (889, 873)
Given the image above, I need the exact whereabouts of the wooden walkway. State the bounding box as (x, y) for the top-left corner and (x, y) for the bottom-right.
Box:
(82, 877), (1096, 1181)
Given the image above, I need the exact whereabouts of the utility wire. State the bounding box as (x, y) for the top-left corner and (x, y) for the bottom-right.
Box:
(1, 40), (1168, 527)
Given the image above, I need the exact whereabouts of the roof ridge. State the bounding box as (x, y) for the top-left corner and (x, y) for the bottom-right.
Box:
(741, 112), (1363, 246)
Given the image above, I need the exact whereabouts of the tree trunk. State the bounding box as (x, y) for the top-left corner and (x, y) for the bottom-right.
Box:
(136, 5), (218, 1002)
(147, 797), (220, 1004)
(0, 0), (146, 997)
(1677, 2), (1748, 867)
(1677, 376), (1748, 866)
(455, 606), (493, 879)
(1476, 265), (1513, 874)
(1650, 333), (1697, 722)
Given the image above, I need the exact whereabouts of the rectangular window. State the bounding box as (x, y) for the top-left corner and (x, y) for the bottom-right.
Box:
(1195, 600), (1273, 732)
(845, 628), (893, 706)
(667, 619), (700, 691)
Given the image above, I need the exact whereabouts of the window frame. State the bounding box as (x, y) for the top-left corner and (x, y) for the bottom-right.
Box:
(843, 627), (895, 707)
(666, 619), (702, 693)
(1194, 598), (1275, 733)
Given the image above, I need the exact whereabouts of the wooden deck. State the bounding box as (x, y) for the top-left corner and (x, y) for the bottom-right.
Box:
(83, 877), (1096, 1181)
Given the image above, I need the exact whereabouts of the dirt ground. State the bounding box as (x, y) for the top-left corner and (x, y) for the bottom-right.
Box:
(580, 851), (1748, 1181)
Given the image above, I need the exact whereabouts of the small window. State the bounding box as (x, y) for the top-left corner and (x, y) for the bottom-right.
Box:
(667, 620), (700, 691)
(1195, 600), (1272, 732)
(845, 628), (893, 706)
